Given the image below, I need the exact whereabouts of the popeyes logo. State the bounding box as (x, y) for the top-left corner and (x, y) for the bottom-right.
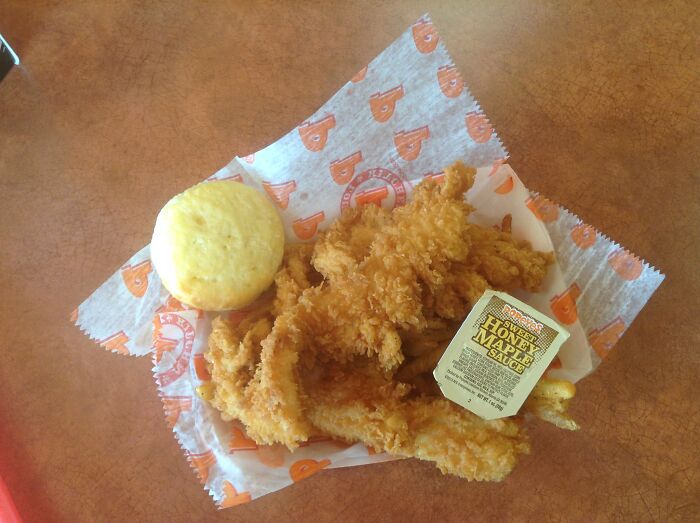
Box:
(121, 259), (152, 298)
(154, 313), (195, 387)
(162, 395), (192, 428)
(187, 449), (217, 483)
(466, 112), (494, 143)
(589, 317), (626, 359)
(608, 249), (643, 281)
(263, 180), (297, 210)
(100, 331), (130, 355)
(292, 211), (325, 240)
(423, 171), (445, 184)
(330, 151), (363, 185)
(437, 65), (463, 98)
(298, 115), (336, 152)
(156, 295), (204, 319)
(394, 126), (430, 161)
(412, 18), (439, 54)
(340, 167), (407, 212)
(351, 65), (368, 83)
(550, 283), (581, 325)
(369, 85), (404, 123)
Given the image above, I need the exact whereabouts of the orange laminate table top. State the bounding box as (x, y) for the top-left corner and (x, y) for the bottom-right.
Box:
(0, 2), (698, 522)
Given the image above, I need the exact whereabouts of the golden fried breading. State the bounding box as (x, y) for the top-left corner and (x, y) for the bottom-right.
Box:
(273, 243), (317, 315)
(467, 227), (554, 293)
(304, 363), (529, 481)
(205, 161), (575, 478)
(312, 204), (391, 279)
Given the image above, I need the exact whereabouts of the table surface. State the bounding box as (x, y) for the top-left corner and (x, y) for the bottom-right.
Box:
(1, 1), (698, 522)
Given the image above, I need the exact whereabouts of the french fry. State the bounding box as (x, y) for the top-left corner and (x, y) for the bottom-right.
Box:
(396, 345), (446, 382)
(501, 213), (512, 233)
(523, 378), (579, 430)
(530, 378), (575, 400)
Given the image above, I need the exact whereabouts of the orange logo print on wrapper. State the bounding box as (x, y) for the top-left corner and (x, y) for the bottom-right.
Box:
(256, 444), (287, 468)
(152, 315), (178, 363)
(423, 171), (445, 184)
(550, 283), (581, 325)
(293, 211), (325, 240)
(154, 313), (195, 387)
(193, 354), (211, 381)
(495, 176), (514, 195)
(206, 173), (243, 184)
(330, 151), (363, 185)
(465, 112), (494, 144)
(120, 259), (152, 298)
(351, 65), (368, 83)
(187, 449), (217, 484)
(394, 126), (430, 161)
(488, 157), (508, 177)
(341, 168), (407, 212)
(355, 186), (389, 207)
(229, 423), (258, 452)
(437, 65), (464, 98)
(571, 223), (597, 249)
(162, 396), (192, 428)
(608, 248), (643, 281)
(546, 357), (563, 373)
(69, 308), (78, 323)
(526, 195), (559, 222)
(289, 458), (331, 483)
(100, 331), (130, 355)
(156, 295), (204, 319)
(298, 115), (335, 152)
(263, 180), (297, 210)
(369, 85), (404, 123)
(412, 18), (439, 53)
(589, 317), (626, 359)
(221, 481), (252, 508)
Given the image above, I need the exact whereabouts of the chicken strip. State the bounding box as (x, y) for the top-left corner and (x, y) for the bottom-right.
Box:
(206, 160), (573, 465)
(273, 243), (318, 315)
(312, 204), (391, 279)
(304, 363), (529, 481)
(466, 226), (554, 293)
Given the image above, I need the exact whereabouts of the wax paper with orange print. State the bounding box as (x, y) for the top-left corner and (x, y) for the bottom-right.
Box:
(73, 16), (664, 507)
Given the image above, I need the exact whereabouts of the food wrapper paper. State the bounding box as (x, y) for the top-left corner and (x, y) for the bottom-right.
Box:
(72, 16), (664, 508)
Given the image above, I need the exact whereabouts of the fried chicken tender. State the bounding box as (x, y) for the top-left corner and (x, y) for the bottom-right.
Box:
(312, 204), (391, 279)
(467, 227), (554, 292)
(273, 243), (317, 315)
(304, 363), (529, 481)
(206, 161), (576, 479)
(271, 163), (479, 378)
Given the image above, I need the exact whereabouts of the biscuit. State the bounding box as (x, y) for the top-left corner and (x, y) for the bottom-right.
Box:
(151, 180), (285, 311)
